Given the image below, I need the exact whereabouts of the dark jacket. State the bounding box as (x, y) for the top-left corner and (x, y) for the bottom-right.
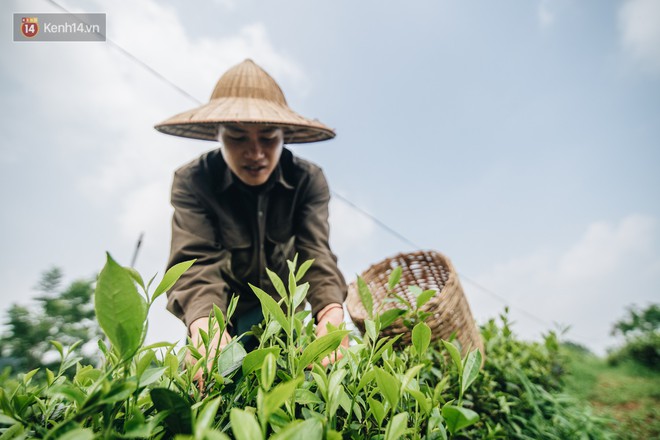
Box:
(166, 147), (347, 328)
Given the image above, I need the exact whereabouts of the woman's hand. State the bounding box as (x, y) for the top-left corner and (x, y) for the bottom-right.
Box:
(315, 303), (349, 367)
(187, 317), (231, 392)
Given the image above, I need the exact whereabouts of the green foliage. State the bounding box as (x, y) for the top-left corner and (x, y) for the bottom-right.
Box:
(562, 342), (660, 440)
(611, 303), (660, 337)
(95, 253), (148, 361)
(608, 303), (660, 370)
(0, 257), (616, 439)
(464, 311), (614, 439)
(0, 267), (102, 373)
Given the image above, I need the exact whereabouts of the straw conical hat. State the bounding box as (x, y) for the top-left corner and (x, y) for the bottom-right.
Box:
(154, 59), (335, 143)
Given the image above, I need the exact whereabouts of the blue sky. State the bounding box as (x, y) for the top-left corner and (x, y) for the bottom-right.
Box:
(1, 0), (658, 355)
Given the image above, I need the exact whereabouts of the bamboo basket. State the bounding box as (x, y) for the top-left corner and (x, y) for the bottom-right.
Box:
(346, 250), (484, 356)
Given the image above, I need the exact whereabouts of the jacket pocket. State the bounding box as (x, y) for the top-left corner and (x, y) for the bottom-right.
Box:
(265, 232), (295, 275)
(222, 234), (253, 282)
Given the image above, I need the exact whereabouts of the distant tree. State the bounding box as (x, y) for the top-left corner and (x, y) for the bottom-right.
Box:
(608, 303), (660, 370)
(611, 303), (660, 337)
(0, 267), (102, 373)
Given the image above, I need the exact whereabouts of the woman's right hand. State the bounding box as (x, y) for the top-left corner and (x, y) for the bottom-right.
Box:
(187, 317), (231, 392)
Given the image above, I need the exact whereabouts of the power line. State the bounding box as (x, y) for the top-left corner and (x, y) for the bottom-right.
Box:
(44, 0), (574, 338)
(44, 0), (202, 105)
(330, 192), (554, 328)
(331, 191), (420, 251)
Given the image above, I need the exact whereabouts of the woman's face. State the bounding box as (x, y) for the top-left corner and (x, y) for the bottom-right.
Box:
(218, 124), (284, 186)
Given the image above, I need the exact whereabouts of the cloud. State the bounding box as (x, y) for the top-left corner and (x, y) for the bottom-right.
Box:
(537, 0), (555, 29)
(619, 0), (660, 73)
(470, 214), (660, 355)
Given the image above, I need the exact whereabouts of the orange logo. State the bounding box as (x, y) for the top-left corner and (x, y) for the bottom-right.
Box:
(21, 17), (39, 38)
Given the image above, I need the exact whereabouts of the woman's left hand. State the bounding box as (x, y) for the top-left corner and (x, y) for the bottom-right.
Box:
(315, 303), (349, 366)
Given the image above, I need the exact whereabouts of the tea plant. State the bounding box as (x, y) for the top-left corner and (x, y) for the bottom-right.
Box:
(0, 254), (614, 439)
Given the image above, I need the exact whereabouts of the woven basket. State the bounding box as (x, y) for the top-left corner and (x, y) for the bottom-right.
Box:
(347, 250), (484, 356)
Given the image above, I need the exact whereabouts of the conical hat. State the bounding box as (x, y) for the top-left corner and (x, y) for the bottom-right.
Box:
(154, 59), (335, 143)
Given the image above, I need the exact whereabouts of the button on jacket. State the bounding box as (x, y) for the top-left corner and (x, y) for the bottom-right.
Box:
(166, 147), (347, 329)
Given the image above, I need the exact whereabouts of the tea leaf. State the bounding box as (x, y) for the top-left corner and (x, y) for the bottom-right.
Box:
(151, 259), (196, 303)
(287, 254), (299, 275)
(250, 283), (290, 336)
(151, 388), (193, 434)
(442, 340), (463, 375)
(384, 411), (408, 440)
(461, 348), (482, 395)
(270, 417), (322, 440)
(292, 282), (309, 310)
(373, 335), (402, 362)
(260, 353), (277, 391)
(298, 330), (350, 374)
(138, 367), (167, 388)
(230, 408), (262, 440)
(357, 368), (376, 392)
(226, 295), (239, 322)
(261, 319), (282, 342)
(311, 371), (328, 399)
(124, 407), (151, 438)
(95, 253), (147, 360)
(400, 364), (424, 392)
(284, 267), (295, 303)
(427, 407), (447, 440)
(442, 404), (479, 435)
(328, 369), (348, 399)
(263, 376), (303, 419)
(204, 432), (231, 440)
(0, 414), (18, 426)
(242, 347), (280, 376)
(196, 397), (221, 432)
(136, 349), (156, 378)
(368, 397), (386, 426)
(294, 388), (323, 405)
(295, 259), (314, 282)
(216, 341), (247, 377)
(57, 428), (94, 440)
(124, 266), (146, 292)
(416, 289), (436, 309)
(406, 388), (431, 415)
(388, 266), (402, 290)
(364, 319), (377, 342)
(49, 340), (64, 357)
(357, 276), (374, 318)
(213, 304), (226, 332)
(375, 367), (400, 410)
(22, 368), (39, 385)
(0, 423), (23, 438)
(412, 322), (431, 355)
(266, 268), (288, 302)
(379, 308), (406, 330)
(408, 285), (423, 298)
(98, 381), (137, 405)
(48, 384), (86, 407)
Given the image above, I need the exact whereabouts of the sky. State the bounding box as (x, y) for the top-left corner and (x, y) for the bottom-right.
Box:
(1, 0), (658, 356)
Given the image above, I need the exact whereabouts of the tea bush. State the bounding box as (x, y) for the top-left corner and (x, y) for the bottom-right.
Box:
(0, 255), (613, 439)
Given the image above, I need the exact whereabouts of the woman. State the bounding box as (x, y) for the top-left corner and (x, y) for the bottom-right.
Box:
(154, 59), (348, 376)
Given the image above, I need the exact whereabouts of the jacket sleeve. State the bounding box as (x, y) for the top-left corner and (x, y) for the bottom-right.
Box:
(294, 168), (347, 320)
(166, 170), (229, 329)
